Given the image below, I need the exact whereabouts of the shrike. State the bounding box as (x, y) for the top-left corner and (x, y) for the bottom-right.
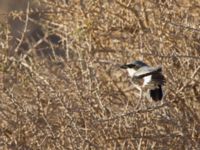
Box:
(120, 60), (165, 101)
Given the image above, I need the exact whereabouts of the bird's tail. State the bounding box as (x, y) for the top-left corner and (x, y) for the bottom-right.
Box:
(149, 85), (163, 101)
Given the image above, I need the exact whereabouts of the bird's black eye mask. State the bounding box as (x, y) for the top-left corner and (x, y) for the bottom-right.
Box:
(120, 64), (135, 69)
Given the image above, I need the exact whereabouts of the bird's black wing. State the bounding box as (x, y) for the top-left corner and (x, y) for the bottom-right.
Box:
(151, 72), (166, 85)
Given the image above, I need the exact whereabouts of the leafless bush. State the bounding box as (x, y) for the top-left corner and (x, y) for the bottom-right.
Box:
(1, 0), (200, 149)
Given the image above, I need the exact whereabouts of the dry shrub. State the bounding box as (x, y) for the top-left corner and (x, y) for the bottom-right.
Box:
(1, 0), (200, 149)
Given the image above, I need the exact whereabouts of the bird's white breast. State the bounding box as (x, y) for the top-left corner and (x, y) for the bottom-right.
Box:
(127, 68), (136, 77)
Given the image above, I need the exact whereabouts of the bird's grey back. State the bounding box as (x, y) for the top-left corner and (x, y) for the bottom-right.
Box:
(133, 66), (162, 78)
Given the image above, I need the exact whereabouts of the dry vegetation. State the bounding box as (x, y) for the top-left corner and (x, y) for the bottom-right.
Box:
(1, 0), (200, 149)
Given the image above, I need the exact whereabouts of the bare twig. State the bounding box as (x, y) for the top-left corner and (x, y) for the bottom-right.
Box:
(14, 2), (30, 53)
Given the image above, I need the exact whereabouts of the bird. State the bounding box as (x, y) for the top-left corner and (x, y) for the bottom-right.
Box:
(120, 60), (165, 101)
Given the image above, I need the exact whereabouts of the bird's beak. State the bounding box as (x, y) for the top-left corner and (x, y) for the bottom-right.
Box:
(120, 64), (128, 69)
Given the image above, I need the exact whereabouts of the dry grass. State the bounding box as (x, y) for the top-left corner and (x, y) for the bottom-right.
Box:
(1, 0), (200, 149)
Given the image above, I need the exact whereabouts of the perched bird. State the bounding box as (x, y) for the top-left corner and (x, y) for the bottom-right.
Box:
(120, 60), (165, 101)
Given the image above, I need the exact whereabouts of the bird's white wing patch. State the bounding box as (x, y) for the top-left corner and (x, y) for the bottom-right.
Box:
(143, 75), (152, 86)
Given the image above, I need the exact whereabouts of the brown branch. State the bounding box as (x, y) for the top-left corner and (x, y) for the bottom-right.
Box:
(14, 2), (30, 53)
(95, 101), (171, 123)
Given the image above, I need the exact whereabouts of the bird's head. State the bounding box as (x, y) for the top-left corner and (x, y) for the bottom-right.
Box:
(120, 60), (148, 77)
